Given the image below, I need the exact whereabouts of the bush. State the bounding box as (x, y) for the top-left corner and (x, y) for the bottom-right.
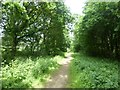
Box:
(32, 57), (58, 78)
(68, 53), (119, 88)
(1, 56), (59, 88)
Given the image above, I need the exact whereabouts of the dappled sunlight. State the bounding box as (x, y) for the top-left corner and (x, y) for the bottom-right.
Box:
(45, 72), (69, 88)
(59, 57), (73, 65)
(44, 53), (73, 88)
(2, 0), (120, 88)
(60, 75), (68, 78)
(47, 74), (68, 83)
(58, 53), (74, 65)
(68, 53), (119, 88)
(32, 80), (44, 88)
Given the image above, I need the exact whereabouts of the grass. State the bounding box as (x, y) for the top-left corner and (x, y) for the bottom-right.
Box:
(67, 53), (119, 88)
(1, 55), (64, 88)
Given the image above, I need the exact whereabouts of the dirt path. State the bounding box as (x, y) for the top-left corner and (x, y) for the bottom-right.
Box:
(44, 53), (73, 88)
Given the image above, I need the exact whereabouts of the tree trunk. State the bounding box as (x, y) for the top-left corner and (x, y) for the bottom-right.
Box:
(115, 33), (119, 59)
(11, 33), (17, 59)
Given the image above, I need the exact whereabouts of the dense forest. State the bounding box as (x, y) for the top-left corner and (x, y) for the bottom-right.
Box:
(0, 1), (120, 89)
(74, 2), (120, 59)
(1, 1), (72, 61)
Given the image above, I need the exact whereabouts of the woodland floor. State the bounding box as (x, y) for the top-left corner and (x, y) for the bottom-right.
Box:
(44, 53), (73, 88)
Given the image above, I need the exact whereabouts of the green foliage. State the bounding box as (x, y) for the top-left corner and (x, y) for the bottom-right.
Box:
(1, 2), (29, 60)
(74, 2), (120, 59)
(73, 15), (83, 52)
(32, 57), (58, 78)
(1, 2), (72, 62)
(1, 56), (59, 88)
(68, 53), (119, 88)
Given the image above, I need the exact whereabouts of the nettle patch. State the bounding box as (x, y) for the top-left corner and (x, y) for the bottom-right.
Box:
(68, 53), (119, 88)
(1, 57), (59, 88)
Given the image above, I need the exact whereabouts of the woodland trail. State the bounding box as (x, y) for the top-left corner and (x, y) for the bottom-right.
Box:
(44, 53), (73, 88)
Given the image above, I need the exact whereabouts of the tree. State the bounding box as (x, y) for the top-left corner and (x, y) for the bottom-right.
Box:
(1, 2), (29, 60)
(1, 1), (72, 62)
(75, 2), (120, 59)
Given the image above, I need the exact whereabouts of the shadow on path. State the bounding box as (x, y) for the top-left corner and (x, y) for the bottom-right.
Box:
(44, 53), (73, 88)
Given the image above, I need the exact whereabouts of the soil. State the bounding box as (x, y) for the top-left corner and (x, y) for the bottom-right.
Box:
(44, 53), (73, 88)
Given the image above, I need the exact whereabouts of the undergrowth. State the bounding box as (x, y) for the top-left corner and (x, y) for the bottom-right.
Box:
(68, 53), (119, 88)
(1, 56), (63, 88)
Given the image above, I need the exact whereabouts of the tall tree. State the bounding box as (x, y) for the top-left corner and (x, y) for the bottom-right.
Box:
(1, 2), (29, 60)
(1, 1), (72, 62)
(75, 2), (120, 59)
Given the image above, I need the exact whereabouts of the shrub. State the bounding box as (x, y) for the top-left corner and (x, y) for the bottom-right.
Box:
(1, 56), (59, 88)
(68, 53), (119, 88)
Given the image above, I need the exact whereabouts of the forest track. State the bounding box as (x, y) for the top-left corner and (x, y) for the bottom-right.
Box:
(44, 53), (73, 88)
